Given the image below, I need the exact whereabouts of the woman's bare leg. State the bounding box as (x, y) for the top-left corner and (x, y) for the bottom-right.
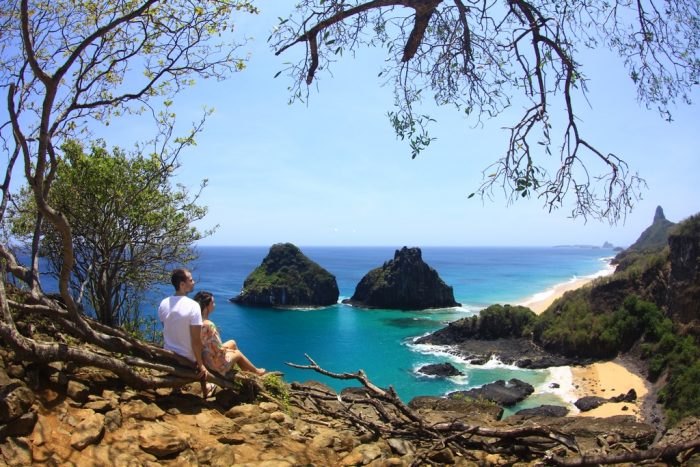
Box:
(222, 339), (238, 350)
(229, 350), (265, 375)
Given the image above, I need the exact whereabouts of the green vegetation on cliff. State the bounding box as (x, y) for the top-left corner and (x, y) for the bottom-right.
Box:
(464, 304), (537, 339)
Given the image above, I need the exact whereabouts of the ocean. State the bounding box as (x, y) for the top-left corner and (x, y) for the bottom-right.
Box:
(138, 245), (614, 415)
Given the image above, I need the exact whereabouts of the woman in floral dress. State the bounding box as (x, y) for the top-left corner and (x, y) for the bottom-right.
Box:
(193, 291), (265, 377)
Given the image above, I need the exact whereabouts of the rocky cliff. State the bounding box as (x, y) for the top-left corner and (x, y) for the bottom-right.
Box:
(231, 243), (339, 308)
(614, 206), (675, 268)
(667, 214), (700, 324)
(343, 247), (460, 310)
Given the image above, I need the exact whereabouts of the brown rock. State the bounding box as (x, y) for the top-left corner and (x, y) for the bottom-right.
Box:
(197, 444), (237, 466)
(173, 448), (198, 466)
(121, 399), (165, 421)
(387, 438), (415, 457)
(138, 422), (189, 458)
(0, 437), (32, 466)
(217, 433), (246, 445)
(225, 403), (258, 419)
(104, 408), (122, 432)
(84, 445), (143, 467)
(270, 411), (293, 426)
(310, 429), (338, 450)
(259, 401), (278, 413)
(429, 448), (455, 464)
(340, 450), (364, 466)
(70, 412), (105, 451)
(66, 380), (90, 402)
(231, 443), (261, 463)
(0, 381), (35, 423)
(0, 411), (37, 438)
(342, 443), (383, 465)
(209, 418), (240, 436)
(31, 418), (48, 446)
(84, 398), (114, 413)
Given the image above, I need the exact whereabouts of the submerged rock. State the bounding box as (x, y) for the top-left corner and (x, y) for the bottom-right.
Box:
(417, 363), (464, 378)
(231, 243), (339, 308)
(342, 247), (460, 310)
(448, 379), (535, 407)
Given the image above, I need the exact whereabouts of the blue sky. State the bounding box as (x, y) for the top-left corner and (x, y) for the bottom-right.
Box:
(98, 5), (700, 247)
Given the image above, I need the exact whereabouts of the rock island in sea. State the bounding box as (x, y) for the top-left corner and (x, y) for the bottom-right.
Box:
(342, 246), (460, 310)
(230, 243), (339, 308)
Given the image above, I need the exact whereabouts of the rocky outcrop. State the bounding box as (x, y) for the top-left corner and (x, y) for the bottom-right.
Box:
(614, 206), (675, 268)
(231, 243), (339, 308)
(415, 336), (586, 369)
(448, 378), (535, 407)
(416, 304), (536, 344)
(416, 362), (464, 377)
(513, 405), (569, 418)
(342, 247), (460, 310)
(408, 396), (504, 423)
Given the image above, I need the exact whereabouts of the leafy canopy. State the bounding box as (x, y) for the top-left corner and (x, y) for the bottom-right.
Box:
(10, 139), (214, 328)
(271, 0), (700, 223)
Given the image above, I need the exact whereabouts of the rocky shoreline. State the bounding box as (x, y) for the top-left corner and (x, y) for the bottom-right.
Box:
(415, 336), (593, 369)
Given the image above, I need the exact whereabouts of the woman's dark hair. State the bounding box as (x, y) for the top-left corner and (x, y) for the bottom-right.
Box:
(193, 291), (214, 312)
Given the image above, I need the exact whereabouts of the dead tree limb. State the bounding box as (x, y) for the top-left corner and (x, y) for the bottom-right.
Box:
(547, 437), (700, 466)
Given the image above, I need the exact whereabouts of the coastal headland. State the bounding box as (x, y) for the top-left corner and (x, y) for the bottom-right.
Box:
(520, 268), (651, 421)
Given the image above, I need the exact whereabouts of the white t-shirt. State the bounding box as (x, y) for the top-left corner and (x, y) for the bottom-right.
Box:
(158, 295), (203, 363)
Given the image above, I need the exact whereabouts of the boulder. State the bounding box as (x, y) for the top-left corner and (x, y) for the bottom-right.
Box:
(610, 388), (637, 403)
(231, 243), (339, 307)
(448, 378), (534, 407)
(343, 247), (460, 310)
(138, 422), (190, 458)
(417, 362), (464, 377)
(408, 395), (504, 423)
(575, 396), (609, 412)
(513, 404), (569, 418)
(70, 412), (105, 451)
(121, 399), (165, 421)
(0, 411), (37, 438)
(0, 380), (35, 423)
(575, 388), (637, 412)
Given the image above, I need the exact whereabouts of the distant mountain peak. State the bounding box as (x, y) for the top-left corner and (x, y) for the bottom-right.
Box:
(654, 205), (666, 222)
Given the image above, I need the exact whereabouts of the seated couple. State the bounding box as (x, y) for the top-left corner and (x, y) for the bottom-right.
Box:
(158, 268), (265, 397)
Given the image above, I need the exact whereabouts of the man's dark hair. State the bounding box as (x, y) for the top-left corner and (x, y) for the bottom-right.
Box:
(171, 268), (190, 290)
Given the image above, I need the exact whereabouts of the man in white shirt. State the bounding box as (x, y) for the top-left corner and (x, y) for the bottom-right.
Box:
(158, 268), (208, 383)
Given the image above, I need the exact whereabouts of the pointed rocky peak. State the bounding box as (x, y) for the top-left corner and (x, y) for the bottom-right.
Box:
(394, 246), (422, 263)
(654, 206), (666, 222)
(614, 206), (676, 264)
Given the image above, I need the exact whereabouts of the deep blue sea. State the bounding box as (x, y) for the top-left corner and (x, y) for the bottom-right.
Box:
(136, 245), (614, 414)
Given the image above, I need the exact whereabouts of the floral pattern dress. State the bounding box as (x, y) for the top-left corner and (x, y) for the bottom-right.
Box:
(200, 320), (235, 375)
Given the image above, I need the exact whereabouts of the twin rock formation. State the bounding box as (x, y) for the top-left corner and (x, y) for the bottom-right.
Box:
(231, 244), (459, 310)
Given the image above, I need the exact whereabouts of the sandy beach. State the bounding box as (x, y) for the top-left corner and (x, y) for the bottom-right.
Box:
(569, 360), (650, 419)
(524, 277), (595, 315)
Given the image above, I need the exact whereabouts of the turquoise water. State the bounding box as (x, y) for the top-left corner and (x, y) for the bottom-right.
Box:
(35, 245), (612, 411)
(138, 246), (612, 413)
